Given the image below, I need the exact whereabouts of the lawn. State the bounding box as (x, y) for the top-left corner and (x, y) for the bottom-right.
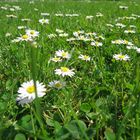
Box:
(0, 0), (140, 140)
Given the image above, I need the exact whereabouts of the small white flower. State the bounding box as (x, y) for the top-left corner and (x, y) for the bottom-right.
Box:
(55, 67), (75, 77)
(59, 33), (68, 37)
(39, 19), (49, 24)
(16, 80), (46, 106)
(48, 80), (65, 89)
(17, 34), (32, 42)
(91, 41), (103, 47)
(78, 54), (91, 61)
(55, 50), (71, 59)
(41, 13), (50, 16)
(124, 30), (136, 34)
(21, 18), (31, 22)
(6, 14), (17, 18)
(26, 29), (39, 38)
(136, 48), (140, 53)
(116, 23), (126, 28)
(55, 13), (64, 17)
(18, 26), (26, 30)
(5, 33), (11, 37)
(96, 12), (103, 17)
(113, 53), (130, 61)
(119, 6), (128, 10)
(48, 34), (57, 39)
(86, 15), (94, 20)
(56, 29), (64, 33)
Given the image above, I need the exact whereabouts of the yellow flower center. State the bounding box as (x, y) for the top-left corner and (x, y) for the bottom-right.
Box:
(55, 82), (62, 88)
(124, 40), (128, 44)
(53, 57), (60, 61)
(61, 67), (69, 72)
(62, 52), (67, 57)
(26, 86), (35, 94)
(118, 55), (125, 59)
(83, 55), (89, 60)
(30, 31), (35, 35)
(22, 34), (29, 39)
(42, 19), (46, 23)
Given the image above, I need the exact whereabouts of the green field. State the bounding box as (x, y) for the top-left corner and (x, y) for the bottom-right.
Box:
(1, 0), (140, 140)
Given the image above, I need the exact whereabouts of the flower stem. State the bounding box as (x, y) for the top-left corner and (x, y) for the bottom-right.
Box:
(30, 45), (48, 138)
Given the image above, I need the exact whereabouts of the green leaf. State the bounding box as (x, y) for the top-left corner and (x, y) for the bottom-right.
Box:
(80, 103), (91, 113)
(14, 133), (26, 140)
(104, 128), (116, 140)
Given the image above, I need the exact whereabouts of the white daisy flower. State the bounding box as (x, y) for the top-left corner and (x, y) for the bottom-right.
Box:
(106, 24), (114, 28)
(66, 38), (76, 42)
(17, 34), (32, 42)
(119, 6), (128, 10)
(55, 50), (71, 59)
(21, 18), (31, 22)
(48, 34), (57, 39)
(18, 26), (26, 30)
(124, 30), (136, 34)
(55, 67), (75, 77)
(55, 13), (64, 17)
(5, 33), (11, 37)
(56, 29), (64, 33)
(26, 29), (39, 38)
(113, 53), (130, 61)
(48, 80), (65, 89)
(41, 13), (50, 16)
(91, 41), (103, 47)
(6, 14), (17, 18)
(16, 80), (46, 106)
(96, 12), (103, 17)
(115, 23), (126, 28)
(136, 48), (140, 53)
(78, 54), (91, 61)
(59, 33), (68, 37)
(86, 15), (94, 20)
(39, 19), (49, 24)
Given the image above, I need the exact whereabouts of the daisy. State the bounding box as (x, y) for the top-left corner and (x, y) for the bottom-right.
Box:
(55, 13), (64, 17)
(119, 6), (128, 10)
(56, 29), (64, 33)
(48, 34), (57, 39)
(41, 13), (50, 16)
(39, 19), (49, 24)
(124, 30), (136, 34)
(78, 54), (91, 61)
(55, 50), (71, 59)
(21, 18), (31, 22)
(48, 80), (65, 89)
(136, 48), (140, 53)
(26, 29), (39, 38)
(55, 67), (75, 77)
(17, 34), (32, 42)
(18, 26), (26, 30)
(5, 33), (11, 37)
(96, 12), (103, 17)
(6, 14), (17, 18)
(115, 23), (126, 28)
(59, 33), (68, 37)
(91, 41), (103, 47)
(113, 53), (130, 61)
(86, 15), (94, 20)
(16, 80), (46, 106)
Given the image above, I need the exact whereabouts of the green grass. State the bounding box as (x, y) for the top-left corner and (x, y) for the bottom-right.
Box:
(0, 0), (140, 140)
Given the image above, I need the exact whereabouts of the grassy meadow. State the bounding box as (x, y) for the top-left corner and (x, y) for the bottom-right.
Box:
(1, 0), (140, 139)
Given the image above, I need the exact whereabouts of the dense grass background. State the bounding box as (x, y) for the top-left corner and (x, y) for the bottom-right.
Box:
(0, 0), (140, 140)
